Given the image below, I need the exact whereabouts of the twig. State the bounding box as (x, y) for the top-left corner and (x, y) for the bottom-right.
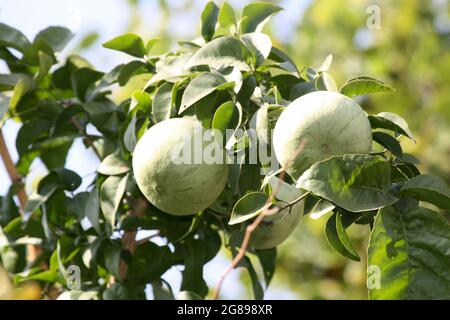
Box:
(118, 196), (148, 280)
(279, 192), (310, 213)
(0, 128), (40, 261)
(70, 117), (102, 159)
(135, 231), (160, 246)
(212, 139), (307, 299)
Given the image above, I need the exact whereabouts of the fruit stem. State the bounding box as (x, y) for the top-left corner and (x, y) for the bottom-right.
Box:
(213, 140), (308, 299)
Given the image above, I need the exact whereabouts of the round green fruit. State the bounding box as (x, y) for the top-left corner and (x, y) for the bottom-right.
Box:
(250, 201), (303, 250)
(273, 91), (372, 180)
(132, 117), (229, 216)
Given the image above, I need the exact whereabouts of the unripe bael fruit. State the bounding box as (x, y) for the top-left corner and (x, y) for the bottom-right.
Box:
(250, 201), (303, 250)
(132, 117), (229, 216)
(273, 91), (372, 180)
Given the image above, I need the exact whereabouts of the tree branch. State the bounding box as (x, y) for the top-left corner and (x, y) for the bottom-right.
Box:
(0, 128), (40, 261)
(70, 117), (102, 159)
(212, 140), (307, 299)
(118, 196), (148, 280)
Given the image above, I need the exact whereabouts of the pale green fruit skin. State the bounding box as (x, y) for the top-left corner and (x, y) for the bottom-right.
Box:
(249, 200), (304, 250)
(273, 91), (372, 180)
(132, 117), (229, 216)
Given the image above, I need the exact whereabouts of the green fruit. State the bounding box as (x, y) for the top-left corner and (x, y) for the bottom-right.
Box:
(132, 117), (229, 215)
(273, 91), (372, 180)
(250, 201), (303, 250)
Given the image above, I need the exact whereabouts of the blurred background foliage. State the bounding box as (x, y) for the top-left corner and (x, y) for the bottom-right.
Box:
(1, 0), (449, 299)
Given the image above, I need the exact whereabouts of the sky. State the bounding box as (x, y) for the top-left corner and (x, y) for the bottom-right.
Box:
(0, 0), (311, 299)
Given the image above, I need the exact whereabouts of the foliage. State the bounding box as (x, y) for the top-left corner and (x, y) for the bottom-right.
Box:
(0, 1), (449, 300)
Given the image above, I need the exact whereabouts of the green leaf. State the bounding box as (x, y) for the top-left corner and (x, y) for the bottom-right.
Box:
(180, 72), (226, 113)
(243, 256), (264, 300)
(21, 38), (55, 67)
(297, 154), (398, 212)
(397, 153), (420, 165)
(237, 74), (256, 104)
(218, 2), (236, 30)
(103, 33), (146, 58)
(152, 82), (174, 122)
(369, 112), (415, 142)
(85, 186), (101, 234)
(186, 36), (251, 71)
(0, 73), (31, 91)
(123, 114), (137, 152)
(100, 64), (122, 85)
(24, 270), (61, 283)
(127, 243), (171, 282)
(71, 68), (104, 102)
(65, 192), (89, 220)
(104, 242), (121, 278)
(266, 175), (302, 203)
(340, 76), (395, 97)
(267, 47), (299, 77)
(270, 74), (304, 100)
(201, 1), (219, 42)
(239, 2), (282, 34)
(77, 31), (99, 50)
(240, 32), (272, 67)
(303, 195), (335, 219)
(219, 66), (242, 93)
(173, 213), (203, 243)
(325, 212), (360, 261)
(15, 118), (50, 155)
(395, 163), (421, 180)
(400, 174), (450, 210)
(315, 72), (338, 91)
(250, 103), (269, 146)
(318, 54), (333, 72)
(0, 189), (20, 226)
(35, 168), (82, 196)
(36, 51), (54, 82)
(0, 23), (30, 52)
(83, 101), (115, 116)
(34, 26), (75, 52)
(97, 152), (130, 176)
(3, 217), (44, 239)
(145, 53), (192, 88)
(9, 77), (33, 110)
(373, 131), (403, 157)
(129, 90), (152, 114)
(368, 205), (450, 299)
(229, 191), (270, 225)
(22, 172), (77, 221)
(103, 283), (146, 300)
(255, 248), (276, 287)
(145, 38), (159, 55)
(180, 239), (208, 298)
(212, 101), (240, 137)
(100, 174), (129, 230)
(118, 61), (149, 86)
(52, 54), (92, 89)
(152, 280), (174, 300)
(194, 92), (217, 128)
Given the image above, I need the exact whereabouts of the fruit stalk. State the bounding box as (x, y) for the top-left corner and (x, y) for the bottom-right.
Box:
(212, 170), (309, 299)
